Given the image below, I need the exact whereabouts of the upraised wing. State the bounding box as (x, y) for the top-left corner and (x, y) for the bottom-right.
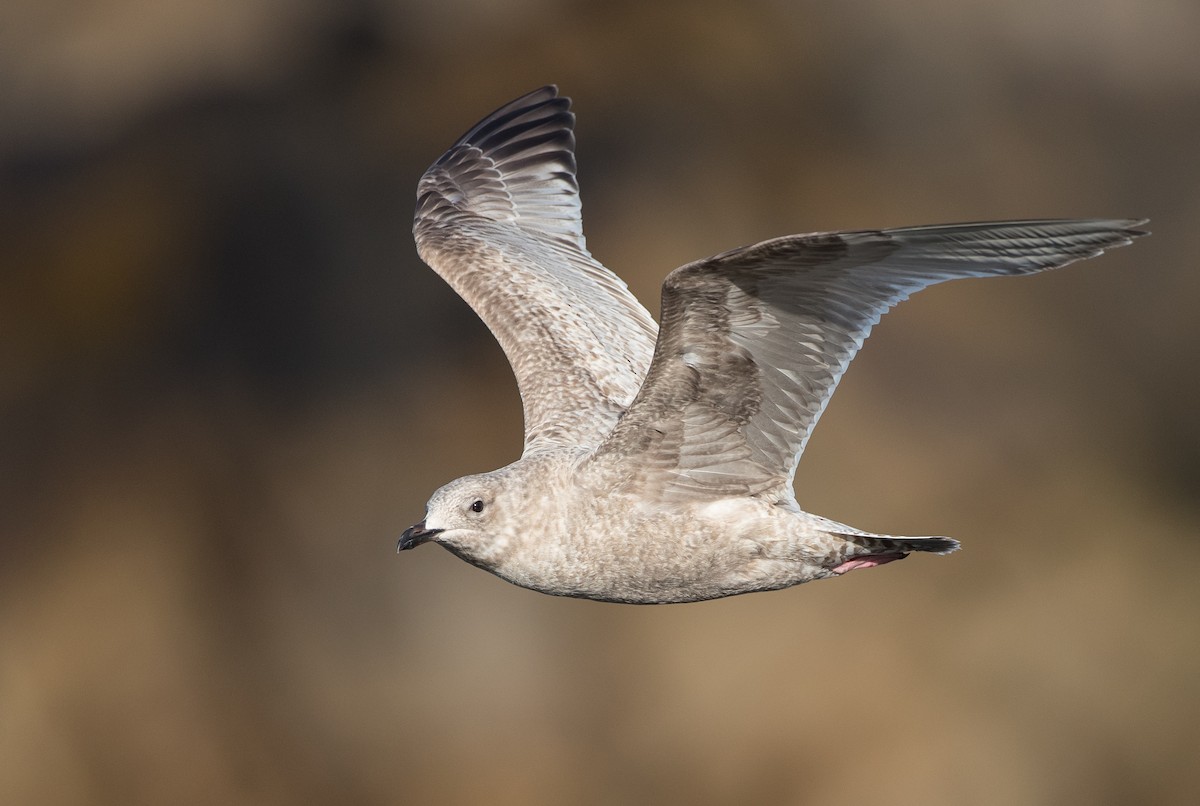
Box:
(590, 219), (1146, 500)
(414, 86), (658, 453)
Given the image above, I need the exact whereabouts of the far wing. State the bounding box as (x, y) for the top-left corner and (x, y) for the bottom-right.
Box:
(414, 86), (658, 453)
(589, 219), (1146, 500)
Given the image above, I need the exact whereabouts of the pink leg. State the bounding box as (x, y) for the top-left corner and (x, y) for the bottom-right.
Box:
(832, 552), (907, 575)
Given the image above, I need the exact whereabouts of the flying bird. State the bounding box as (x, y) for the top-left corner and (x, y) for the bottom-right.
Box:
(398, 86), (1145, 604)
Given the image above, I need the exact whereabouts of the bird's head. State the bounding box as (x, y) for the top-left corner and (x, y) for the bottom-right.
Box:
(398, 471), (514, 568)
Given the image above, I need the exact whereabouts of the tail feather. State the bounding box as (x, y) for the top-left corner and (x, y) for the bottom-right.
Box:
(834, 531), (961, 556)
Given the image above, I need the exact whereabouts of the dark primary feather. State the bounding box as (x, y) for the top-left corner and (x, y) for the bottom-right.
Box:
(416, 86), (585, 251)
(591, 219), (1147, 500)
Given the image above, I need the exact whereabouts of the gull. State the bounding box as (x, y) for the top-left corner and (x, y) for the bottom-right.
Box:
(397, 86), (1145, 604)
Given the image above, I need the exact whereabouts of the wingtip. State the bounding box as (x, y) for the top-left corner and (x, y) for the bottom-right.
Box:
(449, 86), (572, 150)
(1074, 218), (1149, 261)
(515, 84), (568, 109)
(1045, 218), (1149, 251)
(1100, 218), (1150, 250)
(1125, 218), (1151, 239)
(1097, 217), (1149, 238)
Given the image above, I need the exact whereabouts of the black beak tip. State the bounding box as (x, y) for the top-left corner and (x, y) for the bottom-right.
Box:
(397, 522), (441, 553)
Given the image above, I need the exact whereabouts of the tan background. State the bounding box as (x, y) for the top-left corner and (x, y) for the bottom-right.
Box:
(2, 1), (1198, 804)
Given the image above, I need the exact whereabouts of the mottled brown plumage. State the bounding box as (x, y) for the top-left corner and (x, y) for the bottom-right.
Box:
(399, 86), (1146, 603)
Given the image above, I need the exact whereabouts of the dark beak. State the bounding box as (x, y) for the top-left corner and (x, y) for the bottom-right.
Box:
(397, 521), (443, 552)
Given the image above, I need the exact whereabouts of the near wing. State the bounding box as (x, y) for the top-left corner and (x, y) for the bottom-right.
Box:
(414, 86), (658, 453)
(590, 219), (1146, 500)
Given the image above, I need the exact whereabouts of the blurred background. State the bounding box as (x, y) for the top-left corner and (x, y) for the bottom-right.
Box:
(2, 1), (1198, 804)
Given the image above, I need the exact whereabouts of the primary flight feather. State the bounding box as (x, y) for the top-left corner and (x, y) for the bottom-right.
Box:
(400, 85), (1145, 604)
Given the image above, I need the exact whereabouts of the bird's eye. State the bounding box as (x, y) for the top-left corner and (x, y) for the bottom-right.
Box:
(470, 499), (484, 513)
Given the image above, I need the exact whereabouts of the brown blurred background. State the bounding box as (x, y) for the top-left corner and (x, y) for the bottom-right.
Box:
(1, 1), (1198, 804)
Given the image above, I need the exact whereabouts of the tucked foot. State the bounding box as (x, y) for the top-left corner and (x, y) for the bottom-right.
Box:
(831, 552), (907, 575)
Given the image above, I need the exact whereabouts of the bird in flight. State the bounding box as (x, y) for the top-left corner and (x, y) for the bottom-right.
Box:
(398, 86), (1145, 604)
